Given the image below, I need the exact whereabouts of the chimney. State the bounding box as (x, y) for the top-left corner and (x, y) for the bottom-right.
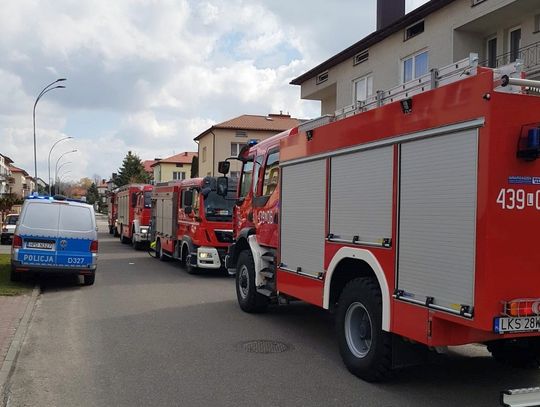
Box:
(377, 0), (405, 31)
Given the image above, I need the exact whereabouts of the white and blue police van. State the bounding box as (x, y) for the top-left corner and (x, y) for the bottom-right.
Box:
(10, 195), (98, 285)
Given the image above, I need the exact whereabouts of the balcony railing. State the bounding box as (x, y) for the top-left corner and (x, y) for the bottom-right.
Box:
(480, 41), (540, 73)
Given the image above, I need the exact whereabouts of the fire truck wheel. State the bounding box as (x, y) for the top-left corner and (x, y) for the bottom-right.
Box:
(336, 277), (392, 382)
(132, 228), (141, 250)
(487, 338), (540, 368)
(156, 239), (169, 262)
(120, 226), (128, 244)
(108, 225), (114, 235)
(235, 250), (268, 313)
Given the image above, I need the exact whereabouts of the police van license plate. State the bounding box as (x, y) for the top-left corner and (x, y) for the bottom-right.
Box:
(494, 316), (540, 334)
(26, 241), (54, 250)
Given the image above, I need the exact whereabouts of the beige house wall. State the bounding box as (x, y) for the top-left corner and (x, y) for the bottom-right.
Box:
(153, 162), (192, 183)
(197, 128), (284, 177)
(11, 173), (32, 198)
(300, 0), (540, 114)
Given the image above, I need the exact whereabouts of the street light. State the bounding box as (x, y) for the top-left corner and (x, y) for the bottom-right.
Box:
(54, 150), (77, 194)
(57, 171), (72, 195)
(56, 161), (72, 177)
(48, 136), (73, 195)
(33, 78), (67, 193)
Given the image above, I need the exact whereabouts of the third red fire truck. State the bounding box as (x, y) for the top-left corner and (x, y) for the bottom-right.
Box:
(116, 184), (153, 249)
(151, 177), (235, 274)
(220, 55), (540, 381)
(107, 190), (118, 236)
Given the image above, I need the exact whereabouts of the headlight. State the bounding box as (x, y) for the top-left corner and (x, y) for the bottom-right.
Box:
(140, 228), (148, 234)
(199, 252), (212, 259)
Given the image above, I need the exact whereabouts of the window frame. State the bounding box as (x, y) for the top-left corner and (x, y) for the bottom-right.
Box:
(202, 146), (207, 163)
(508, 26), (522, 63)
(401, 49), (429, 84)
(486, 35), (498, 68)
(352, 74), (374, 104)
(404, 20), (425, 41)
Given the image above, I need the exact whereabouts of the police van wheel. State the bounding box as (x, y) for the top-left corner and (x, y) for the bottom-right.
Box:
(336, 277), (392, 382)
(83, 274), (95, 286)
(235, 250), (268, 313)
(10, 267), (21, 282)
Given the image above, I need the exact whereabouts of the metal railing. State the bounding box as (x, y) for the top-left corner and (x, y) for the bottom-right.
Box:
(480, 41), (540, 72)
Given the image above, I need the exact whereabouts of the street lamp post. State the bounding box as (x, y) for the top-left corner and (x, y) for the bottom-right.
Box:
(54, 150), (77, 194)
(33, 78), (67, 193)
(57, 171), (72, 196)
(48, 136), (73, 195)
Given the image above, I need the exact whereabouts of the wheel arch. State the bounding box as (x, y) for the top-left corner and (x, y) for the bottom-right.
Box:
(324, 247), (391, 332)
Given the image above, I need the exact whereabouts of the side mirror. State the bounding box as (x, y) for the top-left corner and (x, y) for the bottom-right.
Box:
(201, 187), (211, 198)
(131, 193), (137, 207)
(184, 206), (193, 215)
(216, 176), (228, 196)
(218, 161), (230, 175)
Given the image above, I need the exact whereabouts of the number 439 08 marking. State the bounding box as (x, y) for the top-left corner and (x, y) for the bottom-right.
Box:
(497, 188), (540, 210)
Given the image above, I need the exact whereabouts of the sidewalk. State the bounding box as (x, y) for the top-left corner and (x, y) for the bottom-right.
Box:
(0, 294), (32, 363)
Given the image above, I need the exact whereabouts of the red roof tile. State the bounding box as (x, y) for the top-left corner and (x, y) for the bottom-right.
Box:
(194, 114), (302, 140)
(150, 152), (197, 167)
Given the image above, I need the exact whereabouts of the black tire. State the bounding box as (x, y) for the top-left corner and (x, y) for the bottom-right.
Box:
(120, 226), (129, 244)
(487, 338), (540, 368)
(336, 277), (392, 382)
(132, 228), (141, 250)
(83, 274), (95, 286)
(185, 256), (199, 275)
(114, 227), (120, 237)
(156, 239), (169, 262)
(108, 225), (114, 235)
(235, 250), (268, 313)
(10, 267), (21, 282)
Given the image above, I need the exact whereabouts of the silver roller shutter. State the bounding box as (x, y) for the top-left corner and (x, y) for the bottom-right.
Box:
(280, 159), (326, 278)
(397, 129), (478, 314)
(330, 146), (393, 245)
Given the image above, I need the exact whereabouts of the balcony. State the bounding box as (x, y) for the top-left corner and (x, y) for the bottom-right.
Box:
(480, 41), (540, 76)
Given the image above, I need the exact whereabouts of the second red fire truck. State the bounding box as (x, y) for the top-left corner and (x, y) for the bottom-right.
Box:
(219, 55), (540, 381)
(151, 177), (235, 274)
(116, 184), (153, 249)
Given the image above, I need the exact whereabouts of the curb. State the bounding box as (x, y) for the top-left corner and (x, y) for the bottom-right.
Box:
(0, 286), (40, 403)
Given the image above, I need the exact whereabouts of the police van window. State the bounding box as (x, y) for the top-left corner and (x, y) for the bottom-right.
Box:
(262, 150), (279, 196)
(252, 155), (263, 196)
(59, 205), (94, 232)
(22, 203), (59, 230)
(239, 158), (254, 198)
(144, 191), (152, 208)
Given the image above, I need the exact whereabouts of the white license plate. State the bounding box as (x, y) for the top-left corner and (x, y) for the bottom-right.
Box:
(26, 241), (54, 250)
(494, 316), (540, 334)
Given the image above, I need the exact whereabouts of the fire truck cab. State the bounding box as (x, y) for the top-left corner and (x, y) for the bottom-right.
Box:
(151, 177), (235, 274)
(221, 55), (540, 381)
(116, 184), (153, 249)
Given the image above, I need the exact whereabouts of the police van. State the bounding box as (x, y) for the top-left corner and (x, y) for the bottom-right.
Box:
(10, 195), (98, 285)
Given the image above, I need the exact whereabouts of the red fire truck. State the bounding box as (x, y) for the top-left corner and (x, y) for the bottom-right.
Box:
(107, 191), (118, 236)
(220, 55), (540, 381)
(151, 177), (235, 274)
(116, 184), (153, 249)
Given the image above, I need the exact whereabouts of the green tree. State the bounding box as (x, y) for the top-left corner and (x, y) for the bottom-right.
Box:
(116, 151), (149, 186)
(86, 183), (100, 205)
(190, 155), (198, 178)
(0, 194), (22, 221)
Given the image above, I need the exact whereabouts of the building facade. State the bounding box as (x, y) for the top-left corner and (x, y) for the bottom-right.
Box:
(195, 113), (302, 178)
(0, 154), (14, 197)
(151, 152), (197, 183)
(291, 0), (540, 116)
(9, 167), (34, 198)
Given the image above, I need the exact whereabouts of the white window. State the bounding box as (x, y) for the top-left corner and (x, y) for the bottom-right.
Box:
(231, 143), (247, 157)
(402, 50), (428, 83)
(173, 171), (186, 180)
(352, 74), (373, 104)
(509, 26), (521, 62)
(486, 36), (497, 68)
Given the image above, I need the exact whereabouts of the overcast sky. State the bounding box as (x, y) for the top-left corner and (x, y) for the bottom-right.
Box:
(0, 0), (429, 184)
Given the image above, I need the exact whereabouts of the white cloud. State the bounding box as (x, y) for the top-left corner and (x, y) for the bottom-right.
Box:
(1, 0), (423, 183)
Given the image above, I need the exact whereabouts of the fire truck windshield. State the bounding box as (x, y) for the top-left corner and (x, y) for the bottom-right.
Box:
(203, 191), (235, 221)
(144, 191), (152, 208)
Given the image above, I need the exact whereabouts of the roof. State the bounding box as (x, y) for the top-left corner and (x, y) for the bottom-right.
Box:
(143, 160), (157, 173)
(0, 154), (14, 164)
(290, 0), (455, 85)
(194, 114), (303, 141)
(9, 166), (29, 176)
(150, 152), (197, 167)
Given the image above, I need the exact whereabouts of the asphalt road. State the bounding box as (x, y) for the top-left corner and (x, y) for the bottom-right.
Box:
(5, 216), (540, 407)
